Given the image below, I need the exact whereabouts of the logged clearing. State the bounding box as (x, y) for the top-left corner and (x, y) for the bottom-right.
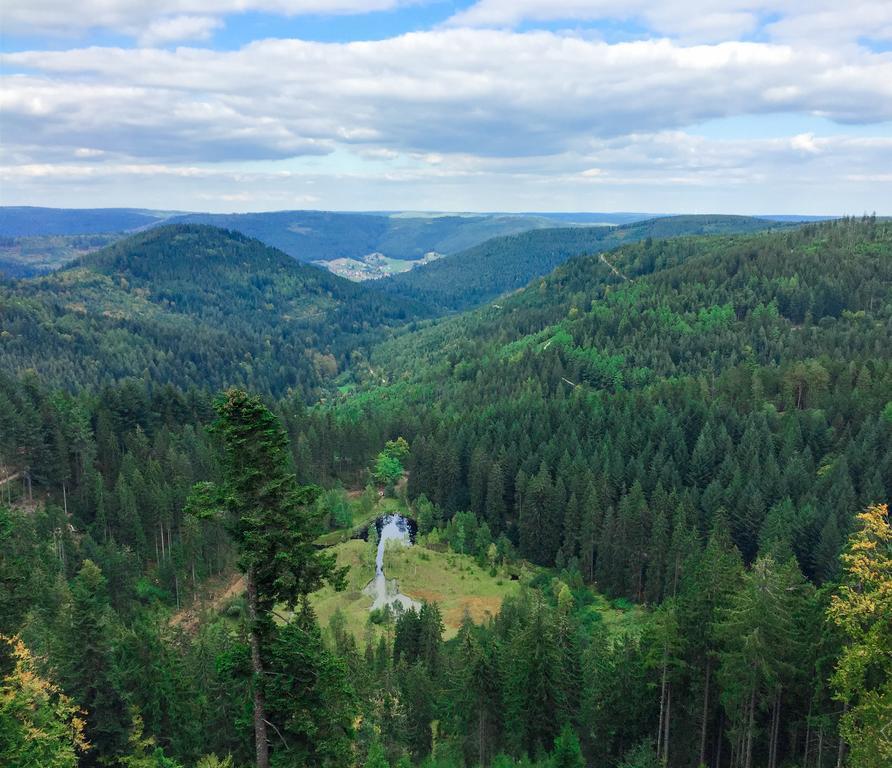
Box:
(312, 533), (646, 642)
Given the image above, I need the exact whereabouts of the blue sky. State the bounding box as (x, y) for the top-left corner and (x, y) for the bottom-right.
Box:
(2, 1), (891, 214)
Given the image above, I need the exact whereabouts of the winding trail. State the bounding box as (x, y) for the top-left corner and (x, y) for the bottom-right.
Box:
(600, 252), (630, 281)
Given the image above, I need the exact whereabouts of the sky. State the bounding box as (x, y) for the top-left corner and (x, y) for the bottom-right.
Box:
(1, 1), (891, 215)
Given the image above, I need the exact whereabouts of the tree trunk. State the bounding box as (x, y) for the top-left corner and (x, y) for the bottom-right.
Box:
(700, 658), (712, 766)
(657, 658), (668, 758)
(804, 698), (813, 768)
(246, 568), (270, 768)
(744, 686), (756, 768)
(478, 708), (485, 767)
(835, 701), (847, 768)
(662, 682), (671, 765)
(768, 687), (781, 768)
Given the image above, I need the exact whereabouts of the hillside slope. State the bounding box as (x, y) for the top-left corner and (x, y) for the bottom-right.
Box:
(381, 214), (790, 312)
(166, 210), (558, 263)
(0, 225), (426, 398)
(0, 206), (171, 237)
(318, 218), (891, 583)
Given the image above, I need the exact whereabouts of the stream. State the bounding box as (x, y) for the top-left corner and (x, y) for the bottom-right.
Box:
(363, 514), (420, 613)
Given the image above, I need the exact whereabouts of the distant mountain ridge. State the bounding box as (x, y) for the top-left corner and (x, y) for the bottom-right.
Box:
(163, 210), (560, 263)
(0, 207), (173, 237)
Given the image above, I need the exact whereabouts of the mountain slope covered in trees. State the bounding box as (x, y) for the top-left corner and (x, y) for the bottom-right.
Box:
(0, 207), (172, 237)
(381, 214), (790, 312)
(0, 224), (426, 398)
(1, 217), (890, 768)
(166, 210), (560, 262)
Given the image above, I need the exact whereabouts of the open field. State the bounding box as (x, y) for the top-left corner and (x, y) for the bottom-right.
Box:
(311, 526), (644, 642)
(310, 539), (378, 639)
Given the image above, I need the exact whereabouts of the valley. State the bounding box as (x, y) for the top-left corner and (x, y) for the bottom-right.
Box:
(1, 212), (889, 768)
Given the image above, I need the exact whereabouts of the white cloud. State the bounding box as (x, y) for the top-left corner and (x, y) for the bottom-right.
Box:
(3, 1), (410, 38)
(3, 131), (890, 213)
(3, 30), (890, 167)
(138, 16), (222, 47)
(448, 1), (892, 46)
(2, 9), (891, 213)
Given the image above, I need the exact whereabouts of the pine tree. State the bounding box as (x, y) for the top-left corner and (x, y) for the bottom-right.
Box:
(186, 389), (345, 768)
(57, 560), (129, 766)
(485, 461), (506, 533)
(551, 723), (585, 768)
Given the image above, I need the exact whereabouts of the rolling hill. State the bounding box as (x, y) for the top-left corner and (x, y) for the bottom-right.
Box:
(165, 210), (560, 266)
(0, 206), (172, 237)
(380, 214), (793, 312)
(322, 217), (891, 575)
(0, 224), (427, 399)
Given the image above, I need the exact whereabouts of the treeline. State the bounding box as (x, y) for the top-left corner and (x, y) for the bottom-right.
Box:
(299, 218), (892, 583)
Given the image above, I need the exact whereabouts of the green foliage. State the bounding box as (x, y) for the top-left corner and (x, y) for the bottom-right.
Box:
(1, 216), (890, 768)
(550, 723), (584, 768)
(384, 214), (785, 312)
(118, 712), (183, 768)
(0, 635), (89, 768)
(365, 739), (390, 768)
(617, 740), (661, 768)
(0, 225), (427, 399)
(829, 504), (892, 767)
(187, 389), (346, 618)
(373, 453), (404, 486)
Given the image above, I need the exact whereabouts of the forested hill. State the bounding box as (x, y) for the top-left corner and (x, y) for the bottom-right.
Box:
(330, 217), (891, 575)
(0, 206), (171, 237)
(1, 217), (890, 768)
(381, 214), (789, 312)
(165, 210), (558, 262)
(0, 224), (426, 398)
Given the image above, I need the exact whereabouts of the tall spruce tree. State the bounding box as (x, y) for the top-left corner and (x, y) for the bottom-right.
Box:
(186, 389), (345, 768)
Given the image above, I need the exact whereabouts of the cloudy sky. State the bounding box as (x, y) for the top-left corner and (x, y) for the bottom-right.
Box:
(2, 1), (891, 214)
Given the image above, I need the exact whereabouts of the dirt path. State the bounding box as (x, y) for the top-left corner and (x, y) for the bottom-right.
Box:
(0, 472), (21, 487)
(170, 572), (245, 633)
(600, 252), (630, 281)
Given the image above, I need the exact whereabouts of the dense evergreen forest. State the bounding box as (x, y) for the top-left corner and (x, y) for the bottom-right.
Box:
(1, 217), (890, 768)
(165, 211), (560, 263)
(381, 215), (788, 312)
(0, 225), (426, 399)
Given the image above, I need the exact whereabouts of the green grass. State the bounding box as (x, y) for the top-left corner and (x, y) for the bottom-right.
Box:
(385, 546), (524, 639)
(310, 539), (377, 639)
(312, 494), (646, 642)
(310, 530), (523, 641)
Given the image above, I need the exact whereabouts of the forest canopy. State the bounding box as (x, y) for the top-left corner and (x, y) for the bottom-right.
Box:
(0, 216), (889, 768)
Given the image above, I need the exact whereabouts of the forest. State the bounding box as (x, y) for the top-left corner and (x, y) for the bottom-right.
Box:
(381, 215), (790, 312)
(1, 216), (890, 768)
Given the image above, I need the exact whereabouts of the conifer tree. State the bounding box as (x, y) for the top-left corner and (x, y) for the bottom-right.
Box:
(186, 389), (345, 768)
